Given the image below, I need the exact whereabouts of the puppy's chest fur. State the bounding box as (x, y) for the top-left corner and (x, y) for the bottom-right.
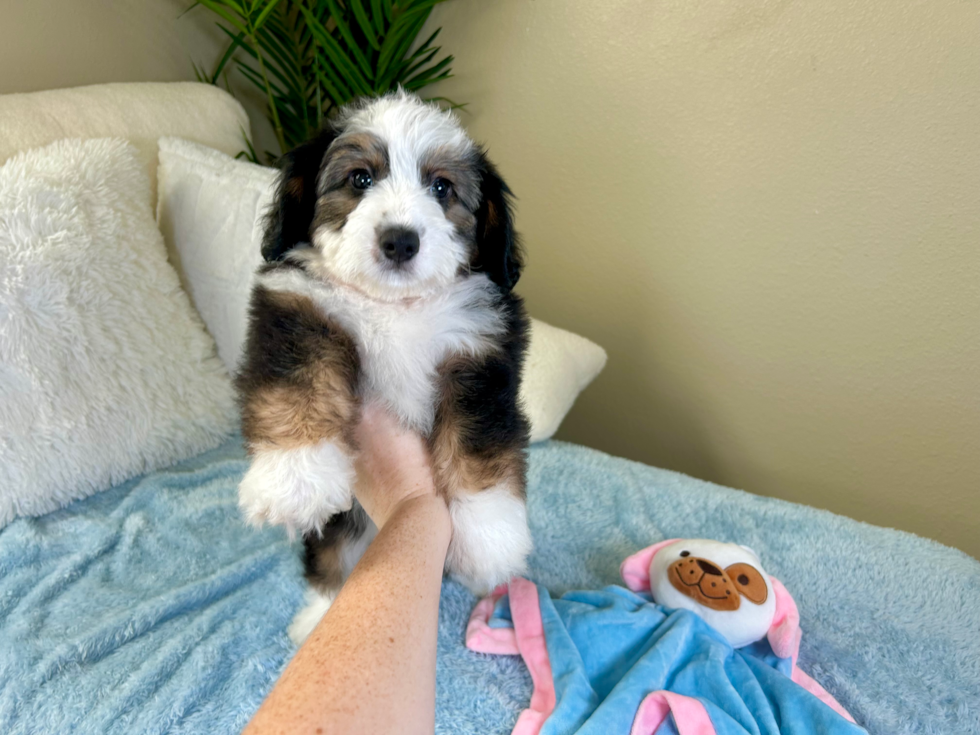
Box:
(259, 268), (506, 433)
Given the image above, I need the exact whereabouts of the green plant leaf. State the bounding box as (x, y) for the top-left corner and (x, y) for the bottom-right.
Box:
(251, 0), (281, 32)
(349, 0), (380, 50)
(235, 124), (260, 163)
(422, 95), (467, 110)
(300, 5), (373, 95)
(402, 45), (439, 80)
(192, 0), (461, 154)
(377, 10), (429, 82)
(197, 0), (248, 35)
(191, 60), (209, 83)
(210, 28), (247, 83)
(404, 53), (452, 87)
(178, 2), (202, 20)
(370, 0), (385, 36)
(408, 27), (441, 60)
(322, 0), (375, 79)
(217, 25), (298, 95)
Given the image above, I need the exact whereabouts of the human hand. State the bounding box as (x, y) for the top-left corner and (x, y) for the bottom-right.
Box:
(352, 402), (442, 529)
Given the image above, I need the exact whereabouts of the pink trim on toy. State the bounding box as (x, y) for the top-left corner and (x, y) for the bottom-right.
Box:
(620, 539), (680, 592)
(465, 584), (520, 655)
(768, 576), (856, 723)
(793, 668), (857, 723)
(509, 577), (557, 735)
(767, 576), (802, 661)
(630, 691), (717, 735)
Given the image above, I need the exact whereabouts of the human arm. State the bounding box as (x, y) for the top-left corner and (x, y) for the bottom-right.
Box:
(243, 403), (449, 735)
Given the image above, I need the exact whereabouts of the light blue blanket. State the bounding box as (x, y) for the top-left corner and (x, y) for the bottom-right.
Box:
(1, 437), (977, 734)
(475, 583), (864, 734)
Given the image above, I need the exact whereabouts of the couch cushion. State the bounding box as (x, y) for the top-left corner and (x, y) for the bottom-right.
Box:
(0, 82), (250, 205)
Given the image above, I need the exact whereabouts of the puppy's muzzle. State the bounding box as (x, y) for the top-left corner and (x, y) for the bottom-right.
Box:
(379, 226), (419, 265)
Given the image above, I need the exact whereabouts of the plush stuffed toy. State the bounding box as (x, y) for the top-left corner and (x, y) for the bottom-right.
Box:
(467, 538), (864, 735)
(620, 538), (776, 649)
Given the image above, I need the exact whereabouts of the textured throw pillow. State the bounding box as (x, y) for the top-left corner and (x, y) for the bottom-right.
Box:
(156, 136), (606, 443)
(0, 138), (237, 527)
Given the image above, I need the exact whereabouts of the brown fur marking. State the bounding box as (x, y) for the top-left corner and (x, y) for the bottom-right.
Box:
(239, 287), (360, 452)
(428, 356), (526, 501)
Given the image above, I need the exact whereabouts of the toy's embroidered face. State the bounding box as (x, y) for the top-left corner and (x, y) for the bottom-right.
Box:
(647, 539), (777, 649)
(667, 555), (768, 611)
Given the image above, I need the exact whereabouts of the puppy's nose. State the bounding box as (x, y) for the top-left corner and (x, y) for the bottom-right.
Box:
(379, 227), (420, 264)
(696, 559), (723, 576)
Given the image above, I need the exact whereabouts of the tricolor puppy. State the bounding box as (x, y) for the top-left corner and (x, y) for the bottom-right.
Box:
(235, 91), (532, 643)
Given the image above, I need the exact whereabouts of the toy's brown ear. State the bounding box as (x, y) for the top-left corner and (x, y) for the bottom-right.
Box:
(726, 563), (768, 604)
(262, 128), (337, 262)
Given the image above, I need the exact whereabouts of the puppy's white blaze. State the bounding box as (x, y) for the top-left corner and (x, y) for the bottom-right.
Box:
(448, 485), (532, 595)
(288, 587), (337, 646)
(310, 92), (475, 301)
(343, 90), (473, 171)
(259, 268), (505, 433)
(238, 440), (354, 539)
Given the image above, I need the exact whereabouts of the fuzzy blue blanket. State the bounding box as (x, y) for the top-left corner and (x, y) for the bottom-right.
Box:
(0, 438), (977, 734)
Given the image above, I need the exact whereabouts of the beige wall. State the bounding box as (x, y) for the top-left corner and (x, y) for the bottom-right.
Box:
(2, 2), (977, 557)
(0, 1), (278, 155)
(423, 0), (980, 557)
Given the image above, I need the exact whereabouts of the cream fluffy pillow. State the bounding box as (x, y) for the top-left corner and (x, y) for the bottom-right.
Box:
(156, 137), (605, 443)
(0, 138), (237, 527)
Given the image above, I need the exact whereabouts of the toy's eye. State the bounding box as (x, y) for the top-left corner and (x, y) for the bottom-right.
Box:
(349, 169), (373, 190)
(430, 177), (452, 200)
(738, 574), (749, 585)
(679, 550), (690, 557)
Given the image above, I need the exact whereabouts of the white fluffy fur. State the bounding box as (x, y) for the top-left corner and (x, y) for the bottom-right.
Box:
(288, 587), (337, 645)
(259, 266), (505, 433)
(447, 485), (533, 594)
(239, 440), (355, 538)
(310, 92), (476, 301)
(0, 138), (237, 528)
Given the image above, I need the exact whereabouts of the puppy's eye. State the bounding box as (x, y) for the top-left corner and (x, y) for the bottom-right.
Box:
(679, 551), (690, 557)
(349, 169), (373, 190)
(430, 177), (452, 200)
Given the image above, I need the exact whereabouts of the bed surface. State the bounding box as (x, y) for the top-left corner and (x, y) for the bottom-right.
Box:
(1, 437), (977, 734)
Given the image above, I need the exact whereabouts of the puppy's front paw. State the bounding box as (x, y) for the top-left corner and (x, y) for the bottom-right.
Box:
(239, 439), (354, 538)
(447, 484), (532, 594)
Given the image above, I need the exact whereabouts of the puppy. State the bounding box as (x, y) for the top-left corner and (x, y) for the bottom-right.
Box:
(234, 91), (532, 643)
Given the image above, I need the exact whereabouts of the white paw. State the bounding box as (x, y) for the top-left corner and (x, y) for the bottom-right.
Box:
(288, 587), (337, 645)
(239, 440), (354, 538)
(447, 484), (532, 594)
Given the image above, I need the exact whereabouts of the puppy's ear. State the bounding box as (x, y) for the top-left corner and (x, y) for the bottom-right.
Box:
(473, 151), (523, 292)
(262, 128), (337, 262)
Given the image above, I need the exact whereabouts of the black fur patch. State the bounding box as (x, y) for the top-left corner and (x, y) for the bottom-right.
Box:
(472, 150), (524, 293)
(262, 129), (339, 262)
(432, 292), (531, 491)
(302, 503), (369, 591)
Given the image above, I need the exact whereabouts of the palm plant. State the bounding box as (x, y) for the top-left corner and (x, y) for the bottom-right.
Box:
(189, 0), (457, 162)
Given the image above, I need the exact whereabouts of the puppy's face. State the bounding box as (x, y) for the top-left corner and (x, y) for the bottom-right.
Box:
(263, 92), (521, 300)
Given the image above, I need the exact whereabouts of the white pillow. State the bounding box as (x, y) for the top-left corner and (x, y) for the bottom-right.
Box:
(156, 137), (606, 443)
(0, 138), (237, 527)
